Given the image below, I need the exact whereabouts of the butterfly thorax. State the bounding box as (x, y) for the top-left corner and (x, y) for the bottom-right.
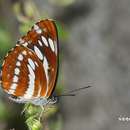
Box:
(30, 96), (57, 106)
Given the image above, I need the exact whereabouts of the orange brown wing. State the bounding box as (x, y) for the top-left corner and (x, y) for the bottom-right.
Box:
(1, 19), (59, 100)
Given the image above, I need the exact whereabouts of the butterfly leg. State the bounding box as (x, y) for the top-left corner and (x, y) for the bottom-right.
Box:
(21, 103), (31, 115)
(38, 106), (45, 121)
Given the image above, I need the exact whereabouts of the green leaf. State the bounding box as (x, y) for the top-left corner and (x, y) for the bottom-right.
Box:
(26, 117), (42, 130)
(55, 21), (68, 40)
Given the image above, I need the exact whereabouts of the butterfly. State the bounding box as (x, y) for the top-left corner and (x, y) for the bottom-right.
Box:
(1, 19), (59, 106)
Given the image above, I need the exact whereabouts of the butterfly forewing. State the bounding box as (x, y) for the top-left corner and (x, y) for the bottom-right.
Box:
(1, 19), (59, 101)
(19, 19), (58, 97)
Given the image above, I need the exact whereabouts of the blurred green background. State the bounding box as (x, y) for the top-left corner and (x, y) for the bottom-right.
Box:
(1, 0), (130, 130)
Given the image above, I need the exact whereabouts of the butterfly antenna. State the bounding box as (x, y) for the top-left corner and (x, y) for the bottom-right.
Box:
(55, 86), (92, 97)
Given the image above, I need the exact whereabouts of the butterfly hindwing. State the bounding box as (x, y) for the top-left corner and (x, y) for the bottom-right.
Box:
(1, 45), (48, 99)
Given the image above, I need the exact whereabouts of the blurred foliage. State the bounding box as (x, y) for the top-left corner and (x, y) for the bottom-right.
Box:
(50, 0), (76, 6)
(49, 115), (63, 130)
(0, 28), (13, 65)
(13, 1), (40, 23)
(0, 100), (10, 120)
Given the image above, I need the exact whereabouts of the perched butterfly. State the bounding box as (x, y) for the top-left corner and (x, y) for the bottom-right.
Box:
(1, 19), (59, 106)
